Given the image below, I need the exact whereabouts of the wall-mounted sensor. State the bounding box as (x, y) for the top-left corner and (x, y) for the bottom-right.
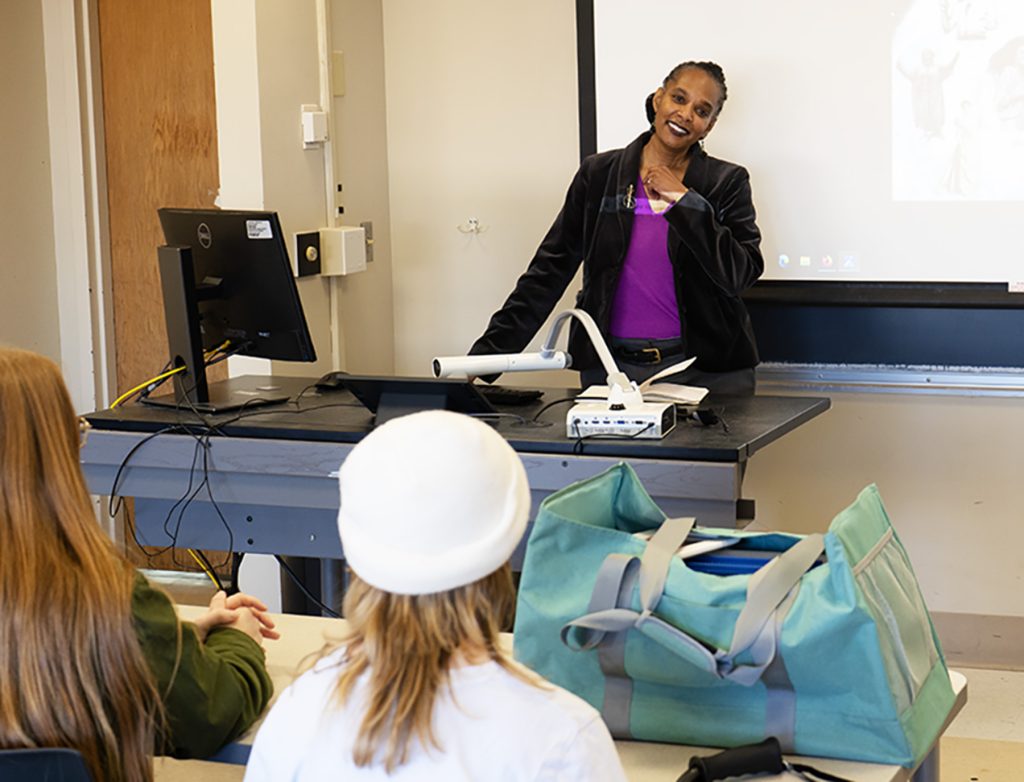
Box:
(294, 231), (321, 277)
(301, 104), (328, 149)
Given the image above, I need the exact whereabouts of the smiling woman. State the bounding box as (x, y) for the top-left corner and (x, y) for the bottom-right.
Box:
(468, 60), (764, 395)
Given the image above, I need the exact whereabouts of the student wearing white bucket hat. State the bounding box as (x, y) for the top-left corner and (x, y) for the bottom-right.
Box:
(245, 410), (626, 781)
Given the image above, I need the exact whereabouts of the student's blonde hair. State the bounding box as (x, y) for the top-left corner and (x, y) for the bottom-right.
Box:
(332, 563), (534, 771)
(0, 347), (161, 782)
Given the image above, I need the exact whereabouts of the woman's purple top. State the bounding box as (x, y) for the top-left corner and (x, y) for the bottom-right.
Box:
(609, 177), (681, 339)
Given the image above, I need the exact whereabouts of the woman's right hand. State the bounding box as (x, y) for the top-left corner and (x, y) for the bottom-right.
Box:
(192, 590), (278, 646)
(643, 165), (687, 205)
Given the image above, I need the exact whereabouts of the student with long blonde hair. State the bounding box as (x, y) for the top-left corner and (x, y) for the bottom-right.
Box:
(245, 410), (626, 780)
(0, 347), (276, 781)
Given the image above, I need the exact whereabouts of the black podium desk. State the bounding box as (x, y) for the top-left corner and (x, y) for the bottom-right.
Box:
(81, 376), (829, 561)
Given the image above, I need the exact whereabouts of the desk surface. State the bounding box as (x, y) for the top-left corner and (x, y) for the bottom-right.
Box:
(175, 606), (966, 782)
(86, 376), (829, 463)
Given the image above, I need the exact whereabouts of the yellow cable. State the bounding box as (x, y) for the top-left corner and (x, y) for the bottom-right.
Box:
(187, 548), (220, 589)
(110, 366), (186, 408)
(207, 339), (231, 356)
(109, 341), (232, 409)
(203, 340), (232, 362)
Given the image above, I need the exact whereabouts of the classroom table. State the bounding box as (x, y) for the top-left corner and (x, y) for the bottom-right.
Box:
(173, 606), (967, 782)
(81, 376), (831, 566)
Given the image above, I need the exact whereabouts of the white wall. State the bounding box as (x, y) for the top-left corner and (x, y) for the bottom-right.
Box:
(0, 1), (61, 360)
(381, 0), (581, 382)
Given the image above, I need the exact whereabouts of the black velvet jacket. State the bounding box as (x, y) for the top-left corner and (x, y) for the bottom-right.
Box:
(469, 131), (764, 374)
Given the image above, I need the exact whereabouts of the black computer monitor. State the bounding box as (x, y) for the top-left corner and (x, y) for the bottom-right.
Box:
(146, 208), (317, 413)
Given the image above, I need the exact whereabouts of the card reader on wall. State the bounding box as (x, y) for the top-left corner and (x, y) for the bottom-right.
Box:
(294, 226), (367, 278)
(432, 308), (677, 439)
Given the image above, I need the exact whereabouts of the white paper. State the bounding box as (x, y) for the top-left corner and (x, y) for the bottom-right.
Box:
(578, 358), (709, 404)
(641, 357), (697, 386)
(632, 530), (739, 559)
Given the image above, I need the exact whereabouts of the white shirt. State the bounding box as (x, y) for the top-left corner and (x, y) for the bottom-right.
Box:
(244, 648), (627, 781)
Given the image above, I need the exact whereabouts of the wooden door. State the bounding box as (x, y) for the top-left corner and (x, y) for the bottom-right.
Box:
(97, 0), (224, 573)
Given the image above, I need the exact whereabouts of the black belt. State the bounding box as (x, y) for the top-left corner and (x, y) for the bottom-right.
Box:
(613, 342), (686, 365)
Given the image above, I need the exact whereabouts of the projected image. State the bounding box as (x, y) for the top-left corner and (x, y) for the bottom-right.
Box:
(592, 0), (1024, 282)
(893, 0), (1024, 200)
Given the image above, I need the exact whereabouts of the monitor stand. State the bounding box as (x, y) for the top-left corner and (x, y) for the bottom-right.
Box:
(147, 245), (292, 414)
(141, 376), (291, 414)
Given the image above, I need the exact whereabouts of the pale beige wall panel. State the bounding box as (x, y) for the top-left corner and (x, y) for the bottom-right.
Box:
(382, 0), (580, 379)
(0, 0), (61, 360)
(330, 0), (395, 375)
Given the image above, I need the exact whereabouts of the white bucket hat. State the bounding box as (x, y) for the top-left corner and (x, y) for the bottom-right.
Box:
(337, 410), (531, 595)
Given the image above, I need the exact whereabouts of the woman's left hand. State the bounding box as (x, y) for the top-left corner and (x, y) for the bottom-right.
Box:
(192, 590), (281, 643)
(643, 165), (687, 205)
(224, 592), (281, 641)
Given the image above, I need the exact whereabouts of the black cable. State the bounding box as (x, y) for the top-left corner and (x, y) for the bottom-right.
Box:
(107, 400), (366, 576)
(199, 434), (235, 569)
(160, 438), (208, 564)
(158, 414), (236, 570)
(228, 552), (245, 596)
(786, 763), (853, 782)
(108, 424), (204, 567)
(291, 382), (323, 406)
(107, 424), (192, 517)
(212, 400), (366, 429)
(530, 396), (578, 422)
(274, 555), (342, 618)
(110, 407), (233, 570)
(136, 359), (175, 402)
(193, 548), (225, 592)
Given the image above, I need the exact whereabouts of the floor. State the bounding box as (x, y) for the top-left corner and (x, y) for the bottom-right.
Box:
(149, 571), (1024, 781)
(940, 667), (1024, 781)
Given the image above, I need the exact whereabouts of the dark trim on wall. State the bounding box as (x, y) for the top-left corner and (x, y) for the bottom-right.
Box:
(745, 280), (1024, 309)
(743, 284), (1024, 367)
(575, 0), (597, 160)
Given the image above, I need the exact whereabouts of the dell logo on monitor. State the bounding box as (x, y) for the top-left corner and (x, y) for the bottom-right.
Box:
(197, 222), (213, 249)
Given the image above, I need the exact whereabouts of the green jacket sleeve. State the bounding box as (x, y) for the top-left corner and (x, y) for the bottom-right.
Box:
(131, 573), (274, 758)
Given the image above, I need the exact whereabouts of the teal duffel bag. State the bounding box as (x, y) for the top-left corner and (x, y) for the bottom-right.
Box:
(513, 463), (955, 766)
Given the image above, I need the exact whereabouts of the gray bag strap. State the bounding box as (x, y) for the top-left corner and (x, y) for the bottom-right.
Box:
(638, 516), (696, 612)
(563, 521), (826, 686)
(760, 585), (801, 752)
(724, 534), (824, 665)
(561, 515), (696, 736)
(561, 516), (695, 647)
(596, 556), (641, 737)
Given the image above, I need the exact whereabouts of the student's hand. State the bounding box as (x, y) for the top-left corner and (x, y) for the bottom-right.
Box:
(224, 592), (280, 641)
(643, 165), (687, 205)
(192, 590), (279, 645)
